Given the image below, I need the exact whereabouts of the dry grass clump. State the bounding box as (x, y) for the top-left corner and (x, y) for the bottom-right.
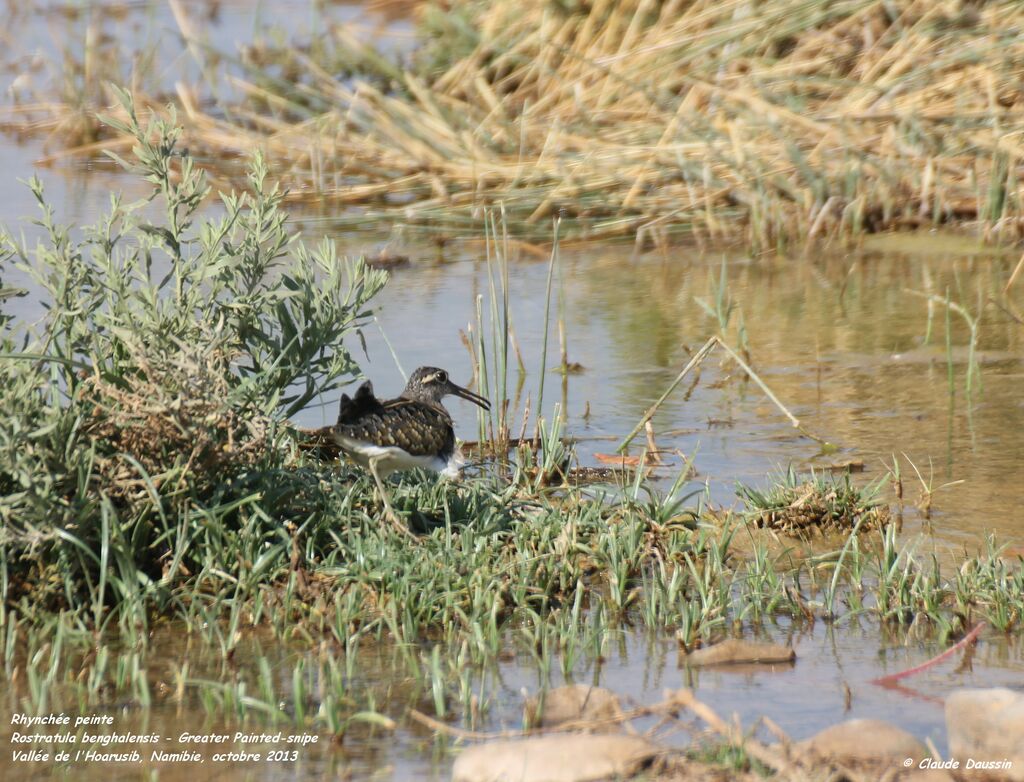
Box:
(738, 469), (891, 534)
(7, 0), (1024, 245)
(82, 340), (271, 503)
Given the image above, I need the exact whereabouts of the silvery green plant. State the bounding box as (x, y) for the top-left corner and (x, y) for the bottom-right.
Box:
(0, 88), (386, 614)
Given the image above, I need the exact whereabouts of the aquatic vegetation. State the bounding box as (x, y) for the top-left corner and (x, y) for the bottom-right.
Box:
(0, 110), (1019, 622)
(0, 101), (1023, 782)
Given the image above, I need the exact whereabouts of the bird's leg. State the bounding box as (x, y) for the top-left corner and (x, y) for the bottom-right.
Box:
(368, 458), (415, 539)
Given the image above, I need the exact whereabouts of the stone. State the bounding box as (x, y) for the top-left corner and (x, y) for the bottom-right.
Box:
(796, 719), (928, 763)
(904, 771), (957, 782)
(451, 734), (657, 782)
(524, 684), (622, 729)
(681, 638), (795, 666)
(946, 687), (1024, 780)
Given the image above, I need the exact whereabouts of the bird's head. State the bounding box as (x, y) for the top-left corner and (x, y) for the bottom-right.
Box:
(401, 367), (490, 410)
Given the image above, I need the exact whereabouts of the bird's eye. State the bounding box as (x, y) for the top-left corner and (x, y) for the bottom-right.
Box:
(437, 371), (448, 383)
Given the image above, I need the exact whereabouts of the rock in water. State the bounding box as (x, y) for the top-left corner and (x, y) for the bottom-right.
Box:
(681, 638), (795, 666)
(796, 719), (928, 763)
(524, 685), (622, 730)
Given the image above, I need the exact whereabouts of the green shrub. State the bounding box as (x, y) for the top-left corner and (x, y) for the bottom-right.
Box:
(0, 89), (386, 612)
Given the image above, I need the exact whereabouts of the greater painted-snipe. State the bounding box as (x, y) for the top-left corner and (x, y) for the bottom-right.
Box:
(331, 367), (490, 533)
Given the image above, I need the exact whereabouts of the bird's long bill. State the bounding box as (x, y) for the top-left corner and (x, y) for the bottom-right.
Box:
(449, 382), (491, 411)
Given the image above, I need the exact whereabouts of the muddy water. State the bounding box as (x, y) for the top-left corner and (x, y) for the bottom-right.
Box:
(2, 620), (1023, 781)
(3, 2), (1024, 781)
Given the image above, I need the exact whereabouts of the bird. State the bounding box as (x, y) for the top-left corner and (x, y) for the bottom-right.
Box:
(331, 366), (490, 533)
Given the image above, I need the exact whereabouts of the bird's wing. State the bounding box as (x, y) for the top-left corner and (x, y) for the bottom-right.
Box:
(333, 399), (454, 458)
(337, 380), (384, 425)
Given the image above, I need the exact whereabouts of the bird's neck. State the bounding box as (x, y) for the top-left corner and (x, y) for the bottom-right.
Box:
(400, 393), (450, 416)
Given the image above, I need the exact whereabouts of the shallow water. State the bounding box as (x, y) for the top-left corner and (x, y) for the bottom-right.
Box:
(3, 620), (1023, 781)
(3, 2), (1024, 781)
(336, 237), (1023, 548)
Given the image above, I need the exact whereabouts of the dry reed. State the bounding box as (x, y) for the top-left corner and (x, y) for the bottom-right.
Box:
(6, 0), (1024, 246)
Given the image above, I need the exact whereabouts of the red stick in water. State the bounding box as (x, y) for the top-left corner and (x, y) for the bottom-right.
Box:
(870, 622), (986, 686)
